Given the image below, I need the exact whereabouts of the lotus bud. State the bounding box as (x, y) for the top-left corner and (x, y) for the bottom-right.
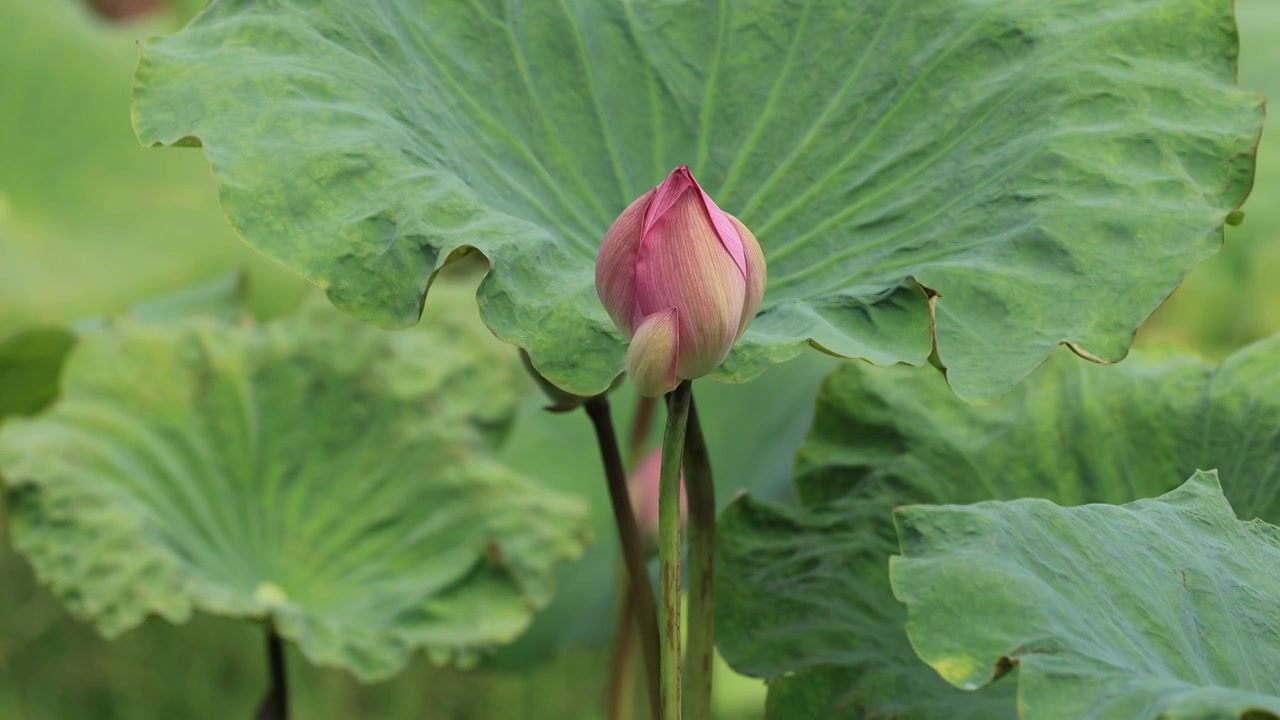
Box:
(595, 165), (767, 397)
(628, 447), (687, 550)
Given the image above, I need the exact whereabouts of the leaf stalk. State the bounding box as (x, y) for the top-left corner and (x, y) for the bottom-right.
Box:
(585, 396), (663, 720)
(682, 393), (716, 720)
(254, 624), (288, 720)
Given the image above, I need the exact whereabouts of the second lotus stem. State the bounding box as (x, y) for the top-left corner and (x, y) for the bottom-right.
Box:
(605, 393), (660, 720)
(682, 393), (716, 720)
(585, 396), (663, 719)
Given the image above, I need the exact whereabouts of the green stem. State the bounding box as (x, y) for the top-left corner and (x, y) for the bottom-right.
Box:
(585, 397), (662, 720)
(682, 393), (715, 720)
(606, 393), (660, 720)
(660, 381), (692, 720)
(254, 624), (288, 720)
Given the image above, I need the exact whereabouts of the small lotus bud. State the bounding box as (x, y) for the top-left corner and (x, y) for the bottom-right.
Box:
(595, 166), (767, 397)
(628, 447), (687, 550)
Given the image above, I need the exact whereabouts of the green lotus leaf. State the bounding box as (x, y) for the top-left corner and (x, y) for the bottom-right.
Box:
(0, 290), (590, 681)
(891, 471), (1280, 720)
(717, 333), (1280, 718)
(0, 0), (302, 337)
(132, 0), (1260, 401)
(1141, 0), (1280, 354)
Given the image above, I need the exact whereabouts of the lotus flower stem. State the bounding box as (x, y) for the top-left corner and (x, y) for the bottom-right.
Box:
(681, 393), (715, 720)
(659, 381), (692, 720)
(585, 396), (662, 720)
(254, 623), (288, 720)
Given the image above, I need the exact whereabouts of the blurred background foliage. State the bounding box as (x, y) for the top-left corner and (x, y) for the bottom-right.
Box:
(0, 0), (305, 334)
(0, 0), (1274, 718)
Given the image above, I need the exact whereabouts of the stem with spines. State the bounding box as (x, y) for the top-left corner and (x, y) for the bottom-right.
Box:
(659, 381), (692, 720)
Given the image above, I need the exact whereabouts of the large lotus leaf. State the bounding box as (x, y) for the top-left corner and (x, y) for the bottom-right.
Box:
(0, 292), (590, 681)
(718, 475), (1016, 719)
(0, 0), (302, 336)
(717, 333), (1280, 718)
(891, 471), (1280, 720)
(1140, 0), (1280, 355)
(132, 0), (1260, 401)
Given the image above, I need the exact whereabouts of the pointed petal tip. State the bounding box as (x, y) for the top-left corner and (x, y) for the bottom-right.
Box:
(645, 164), (748, 276)
(645, 167), (699, 240)
(656, 166), (695, 198)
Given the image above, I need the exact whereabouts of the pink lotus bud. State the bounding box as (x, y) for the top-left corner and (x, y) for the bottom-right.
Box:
(596, 166), (767, 397)
(628, 447), (687, 550)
